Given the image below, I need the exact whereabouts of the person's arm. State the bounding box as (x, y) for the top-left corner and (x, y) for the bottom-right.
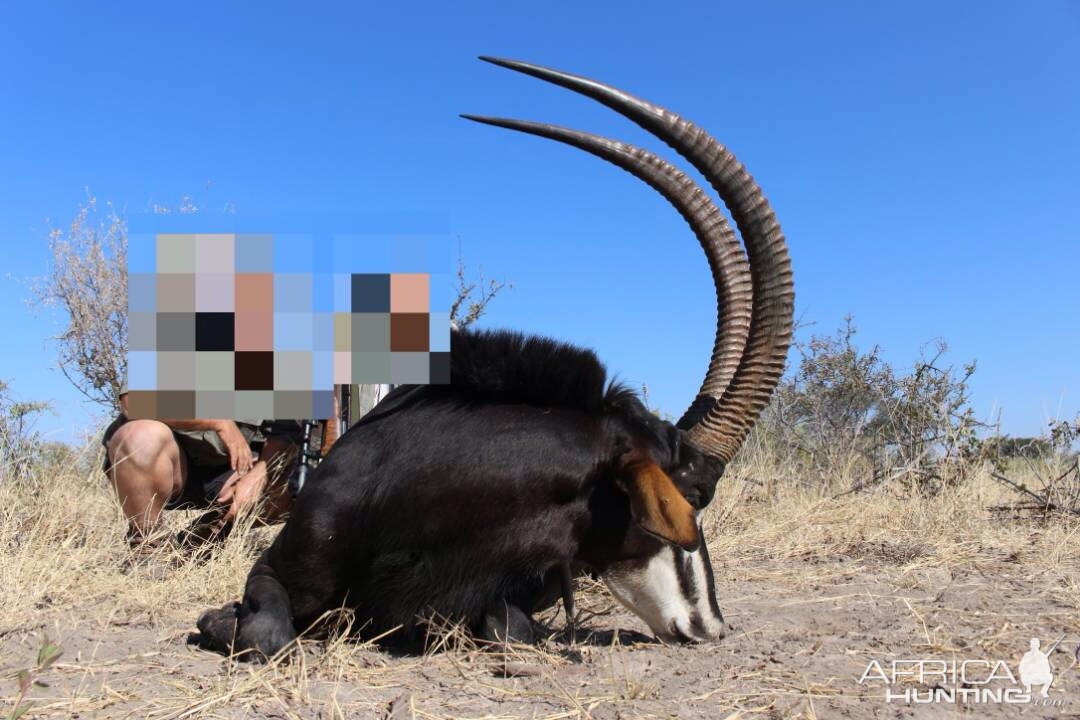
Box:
(162, 418), (255, 474)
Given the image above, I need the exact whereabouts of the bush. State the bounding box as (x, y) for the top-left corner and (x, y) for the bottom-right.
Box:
(739, 317), (988, 493)
(987, 436), (1054, 460)
(0, 380), (52, 482)
(32, 191), (127, 412)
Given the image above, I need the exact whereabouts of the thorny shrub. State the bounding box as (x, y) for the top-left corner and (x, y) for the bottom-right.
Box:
(0, 380), (52, 483)
(739, 317), (992, 493)
(32, 191), (127, 412)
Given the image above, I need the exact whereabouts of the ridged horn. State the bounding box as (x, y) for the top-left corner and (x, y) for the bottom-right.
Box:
(460, 115), (752, 416)
(474, 57), (795, 464)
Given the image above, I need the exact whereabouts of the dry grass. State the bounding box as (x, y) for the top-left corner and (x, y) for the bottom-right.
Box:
(712, 460), (1080, 581)
(1, 442), (1078, 719)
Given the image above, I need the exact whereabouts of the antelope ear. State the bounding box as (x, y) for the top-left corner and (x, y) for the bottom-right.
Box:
(619, 452), (700, 552)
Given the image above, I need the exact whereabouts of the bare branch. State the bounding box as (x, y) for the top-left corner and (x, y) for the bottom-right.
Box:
(448, 247), (511, 329)
(30, 190), (127, 412)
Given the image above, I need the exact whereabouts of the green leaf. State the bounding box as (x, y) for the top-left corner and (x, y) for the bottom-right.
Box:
(16, 669), (30, 693)
(37, 643), (63, 668)
(10, 702), (33, 720)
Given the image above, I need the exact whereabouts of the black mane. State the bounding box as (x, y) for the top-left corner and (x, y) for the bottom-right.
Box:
(354, 328), (643, 430)
(449, 330), (670, 460)
(450, 328), (614, 413)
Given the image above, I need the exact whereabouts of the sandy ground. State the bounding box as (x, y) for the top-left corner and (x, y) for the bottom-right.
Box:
(4, 543), (1078, 719)
(3, 451), (1079, 719)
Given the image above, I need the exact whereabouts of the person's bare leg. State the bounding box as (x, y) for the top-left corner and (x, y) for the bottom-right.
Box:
(107, 420), (185, 538)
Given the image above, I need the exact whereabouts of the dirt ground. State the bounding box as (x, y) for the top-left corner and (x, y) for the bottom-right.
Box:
(2, 458), (1078, 719)
(4, 544), (1078, 718)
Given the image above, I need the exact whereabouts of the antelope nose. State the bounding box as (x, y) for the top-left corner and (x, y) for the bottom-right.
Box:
(669, 619), (724, 644)
(689, 615), (726, 642)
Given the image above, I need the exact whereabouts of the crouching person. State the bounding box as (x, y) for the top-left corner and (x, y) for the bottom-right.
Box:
(102, 389), (298, 548)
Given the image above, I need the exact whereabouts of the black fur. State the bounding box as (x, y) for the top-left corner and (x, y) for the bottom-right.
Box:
(196, 328), (723, 658)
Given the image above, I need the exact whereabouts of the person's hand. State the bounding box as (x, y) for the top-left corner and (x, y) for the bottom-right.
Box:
(216, 466), (268, 524)
(213, 420), (254, 475)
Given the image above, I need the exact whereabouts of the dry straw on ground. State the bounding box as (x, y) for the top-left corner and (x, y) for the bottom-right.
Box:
(1, 436), (1077, 719)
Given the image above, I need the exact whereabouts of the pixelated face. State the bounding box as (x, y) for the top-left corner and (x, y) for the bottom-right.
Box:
(126, 232), (451, 421)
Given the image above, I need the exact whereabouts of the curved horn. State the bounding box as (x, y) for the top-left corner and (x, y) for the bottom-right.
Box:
(460, 115), (752, 414)
(474, 57), (795, 464)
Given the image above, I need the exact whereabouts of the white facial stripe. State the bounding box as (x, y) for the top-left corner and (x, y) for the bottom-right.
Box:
(604, 546), (689, 640)
(601, 524), (724, 643)
(685, 545), (725, 638)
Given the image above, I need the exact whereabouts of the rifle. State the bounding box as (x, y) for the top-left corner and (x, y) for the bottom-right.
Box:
(283, 384), (386, 497)
(284, 385), (350, 497)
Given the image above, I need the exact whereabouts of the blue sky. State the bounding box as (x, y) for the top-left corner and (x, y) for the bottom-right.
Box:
(1, 2), (1077, 443)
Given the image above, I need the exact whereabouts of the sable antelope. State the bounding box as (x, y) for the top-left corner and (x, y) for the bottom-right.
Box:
(196, 57), (793, 657)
